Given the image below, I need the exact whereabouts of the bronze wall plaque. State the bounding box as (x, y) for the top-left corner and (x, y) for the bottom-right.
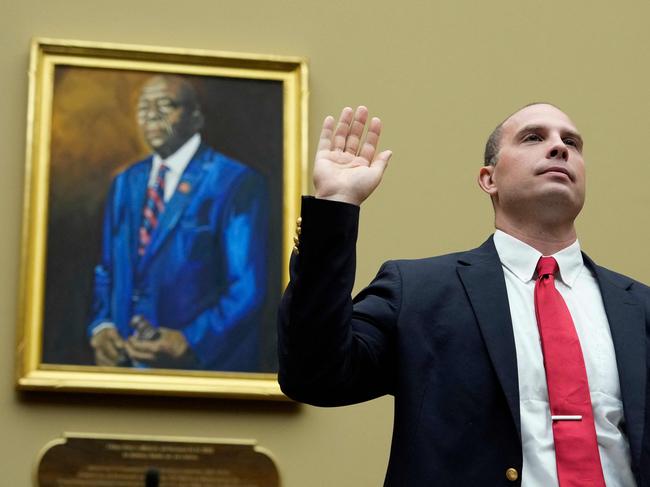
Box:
(37, 433), (280, 487)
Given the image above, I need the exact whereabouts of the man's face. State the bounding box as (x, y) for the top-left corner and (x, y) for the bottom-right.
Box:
(489, 104), (586, 217)
(136, 77), (198, 157)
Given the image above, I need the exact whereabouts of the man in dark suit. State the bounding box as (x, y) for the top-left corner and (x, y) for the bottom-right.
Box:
(89, 75), (268, 371)
(278, 104), (649, 485)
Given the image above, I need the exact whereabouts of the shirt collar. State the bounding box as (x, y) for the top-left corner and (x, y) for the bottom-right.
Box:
(493, 229), (584, 287)
(151, 133), (201, 176)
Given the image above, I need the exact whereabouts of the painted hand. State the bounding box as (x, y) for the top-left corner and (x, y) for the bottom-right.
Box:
(125, 327), (197, 369)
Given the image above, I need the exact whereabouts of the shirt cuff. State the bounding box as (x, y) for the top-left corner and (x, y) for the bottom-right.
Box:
(90, 321), (117, 336)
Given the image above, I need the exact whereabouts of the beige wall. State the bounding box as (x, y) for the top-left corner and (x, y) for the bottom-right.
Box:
(3, 1), (650, 485)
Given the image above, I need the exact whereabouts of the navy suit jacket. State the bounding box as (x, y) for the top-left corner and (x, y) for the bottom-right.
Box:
(278, 197), (650, 486)
(90, 144), (268, 371)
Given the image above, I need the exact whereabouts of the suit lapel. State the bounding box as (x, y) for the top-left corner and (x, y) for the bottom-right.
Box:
(586, 255), (646, 465)
(457, 237), (521, 437)
(137, 146), (210, 273)
(455, 241), (646, 458)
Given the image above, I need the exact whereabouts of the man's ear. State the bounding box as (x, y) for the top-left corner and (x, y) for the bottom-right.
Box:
(191, 109), (205, 132)
(477, 165), (497, 196)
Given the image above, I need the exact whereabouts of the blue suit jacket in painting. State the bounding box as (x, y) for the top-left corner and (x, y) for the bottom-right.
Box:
(90, 145), (268, 371)
(278, 197), (650, 486)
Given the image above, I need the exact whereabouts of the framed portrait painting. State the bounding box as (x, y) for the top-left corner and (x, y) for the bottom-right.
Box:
(16, 38), (307, 399)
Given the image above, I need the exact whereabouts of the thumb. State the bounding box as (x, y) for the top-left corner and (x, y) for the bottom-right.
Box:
(371, 150), (392, 174)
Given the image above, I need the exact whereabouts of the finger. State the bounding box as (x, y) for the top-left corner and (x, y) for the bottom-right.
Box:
(125, 341), (156, 361)
(127, 337), (159, 353)
(371, 149), (393, 175)
(91, 333), (119, 360)
(332, 107), (354, 151)
(108, 331), (126, 350)
(95, 349), (115, 366)
(344, 106), (369, 155)
(102, 339), (121, 362)
(358, 117), (382, 162)
(317, 115), (336, 152)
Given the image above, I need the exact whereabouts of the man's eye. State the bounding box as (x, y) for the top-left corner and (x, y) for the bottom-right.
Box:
(523, 134), (542, 142)
(563, 138), (577, 147)
(156, 99), (178, 111)
(156, 103), (174, 113)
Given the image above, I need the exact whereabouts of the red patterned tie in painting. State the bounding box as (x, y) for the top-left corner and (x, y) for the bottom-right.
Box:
(138, 164), (169, 256)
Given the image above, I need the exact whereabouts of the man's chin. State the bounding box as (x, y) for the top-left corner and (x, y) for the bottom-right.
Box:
(526, 181), (582, 203)
(145, 138), (166, 150)
(536, 190), (584, 217)
(500, 189), (584, 220)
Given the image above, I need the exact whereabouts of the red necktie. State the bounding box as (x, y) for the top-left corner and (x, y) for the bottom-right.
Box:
(138, 164), (169, 256)
(534, 256), (605, 486)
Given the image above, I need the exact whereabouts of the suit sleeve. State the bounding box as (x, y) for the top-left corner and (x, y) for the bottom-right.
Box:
(87, 178), (120, 336)
(180, 170), (269, 368)
(278, 196), (400, 406)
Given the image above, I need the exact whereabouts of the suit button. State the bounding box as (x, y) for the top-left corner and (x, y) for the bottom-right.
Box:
(505, 468), (518, 482)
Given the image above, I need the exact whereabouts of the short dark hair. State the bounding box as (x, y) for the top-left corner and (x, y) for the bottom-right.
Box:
(483, 125), (502, 166)
(483, 102), (560, 166)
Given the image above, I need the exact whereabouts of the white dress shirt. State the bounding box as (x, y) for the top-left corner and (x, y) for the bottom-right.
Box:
(493, 230), (635, 487)
(149, 133), (201, 202)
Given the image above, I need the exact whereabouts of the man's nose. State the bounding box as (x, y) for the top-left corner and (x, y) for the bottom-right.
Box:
(547, 142), (568, 161)
(145, 107), (162, 121)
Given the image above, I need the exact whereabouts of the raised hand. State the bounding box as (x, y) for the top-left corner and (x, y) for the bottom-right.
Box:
(313, 106), (392, 206)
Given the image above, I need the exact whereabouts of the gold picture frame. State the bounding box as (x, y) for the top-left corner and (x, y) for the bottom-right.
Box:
(16, 38), (308, 399)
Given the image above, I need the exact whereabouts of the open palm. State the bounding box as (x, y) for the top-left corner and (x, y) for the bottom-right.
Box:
(313, 106), (392, 206)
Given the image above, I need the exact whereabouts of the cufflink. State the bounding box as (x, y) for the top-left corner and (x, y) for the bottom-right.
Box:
(293, 217), (302, 255)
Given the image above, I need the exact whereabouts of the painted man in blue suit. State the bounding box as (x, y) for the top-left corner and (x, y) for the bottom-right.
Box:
(89, 75), (268, 371)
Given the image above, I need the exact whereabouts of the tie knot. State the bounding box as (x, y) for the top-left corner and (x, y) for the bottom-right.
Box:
(536, 256), (558, 278)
